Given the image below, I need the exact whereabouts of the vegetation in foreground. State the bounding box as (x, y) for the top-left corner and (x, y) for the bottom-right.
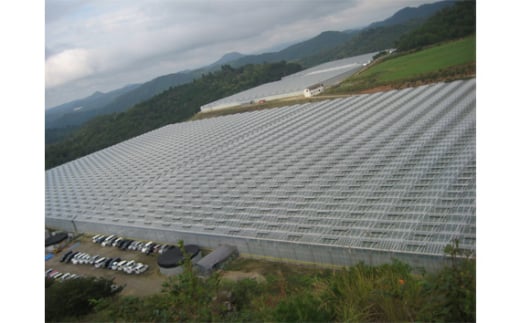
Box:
(46, 241), (475, 322)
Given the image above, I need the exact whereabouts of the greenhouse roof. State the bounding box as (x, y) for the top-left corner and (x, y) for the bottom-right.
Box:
(46, 79), (476, 258)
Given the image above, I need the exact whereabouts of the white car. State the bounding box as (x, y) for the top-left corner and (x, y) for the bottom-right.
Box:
(116, 260), (127, 270)
(101, 235), (115, 247)
(94, 257), (106, 268)
(136, 264), (149, 274)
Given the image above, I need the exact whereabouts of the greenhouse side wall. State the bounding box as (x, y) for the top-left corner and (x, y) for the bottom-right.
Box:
(46, 219), (449, 271)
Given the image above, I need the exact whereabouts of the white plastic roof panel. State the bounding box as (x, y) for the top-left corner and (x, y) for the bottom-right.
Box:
(46, 79), (476, 260)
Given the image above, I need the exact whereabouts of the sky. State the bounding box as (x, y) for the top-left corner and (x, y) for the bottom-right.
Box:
(45, 0), (436, 109)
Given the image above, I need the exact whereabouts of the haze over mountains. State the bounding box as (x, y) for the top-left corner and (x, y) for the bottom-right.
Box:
(45, 1), (455, 134)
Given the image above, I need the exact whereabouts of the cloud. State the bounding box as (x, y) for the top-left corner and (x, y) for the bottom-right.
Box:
(45, 49), (96, 88)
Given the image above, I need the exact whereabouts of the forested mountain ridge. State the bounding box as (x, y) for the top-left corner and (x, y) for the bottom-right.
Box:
(396, 0), (476, 51)
(45, 83), (140, 128)
(367, 0), (455, 28)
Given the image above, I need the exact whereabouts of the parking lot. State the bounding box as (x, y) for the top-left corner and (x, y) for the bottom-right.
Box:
(45, 235), (169, 296)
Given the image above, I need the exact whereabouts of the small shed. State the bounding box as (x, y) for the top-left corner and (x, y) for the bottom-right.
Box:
(196, 245), (238, 276)
(303, 83), (324, 97)
(157, 245), (202, 276)
(45, 232), (70, 253)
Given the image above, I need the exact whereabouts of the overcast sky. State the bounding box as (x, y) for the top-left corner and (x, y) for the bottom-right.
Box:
(45, 0), (435, 109)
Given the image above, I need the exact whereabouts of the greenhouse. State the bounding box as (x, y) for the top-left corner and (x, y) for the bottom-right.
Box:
(46, 79), (476, 270)
(199, 52), (376, 111)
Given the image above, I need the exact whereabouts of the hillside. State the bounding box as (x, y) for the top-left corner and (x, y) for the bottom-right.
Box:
(329, 35), (476, 95)
(367, 0), (455, 28)
(396, 0), (476, 51)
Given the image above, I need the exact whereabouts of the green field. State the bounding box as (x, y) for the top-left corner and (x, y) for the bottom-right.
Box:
(330, 35), (476, 93)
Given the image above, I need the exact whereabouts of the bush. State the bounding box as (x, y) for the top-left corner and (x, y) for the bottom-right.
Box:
(45, 277), (118, 321)
(272, 292), (333, 322)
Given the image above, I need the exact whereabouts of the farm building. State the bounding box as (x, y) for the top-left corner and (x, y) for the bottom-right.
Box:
(45, 232), (70, 253)
(199, 52), (375, 112)
(304, 83), (324, 97)
(46, 79), (476, 270)
(196, 245), (239, 275)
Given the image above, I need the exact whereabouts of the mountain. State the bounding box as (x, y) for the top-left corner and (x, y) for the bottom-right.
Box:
(210, 52), (246, 67)
(299, 1), (457, 67)
(46, 72), (195, 130)
(367, 1), (456, 29)
(45, 83), (140, 128)
(226, 30), (358, 68)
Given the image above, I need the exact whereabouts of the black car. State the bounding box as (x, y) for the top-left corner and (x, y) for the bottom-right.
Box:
(65, 251), (78, 263)
(146, 243), (157, 255)
(104, 258), (114, 268)
(60, 250), (73, 262)
(120, 239), (133, 250)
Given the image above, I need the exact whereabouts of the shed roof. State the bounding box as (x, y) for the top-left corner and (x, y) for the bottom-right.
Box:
(197, 245), (238, 270)
(157, 245), (200, 268)
(45, 232), (68, 246)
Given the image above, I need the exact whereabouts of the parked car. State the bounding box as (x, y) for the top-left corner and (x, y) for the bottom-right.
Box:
(94, 257), (106, 268)
(64, 251), (78, 263)
(60, 251), (73, 262)
(136, 264), (149, 274)
(46, 269), (56, 278)
(112, 237), (123, 247)
(116, 260), (128, 271)
(101, 235), (116, 247)
(94, 235), (106, 244)
(122, 260), (136, 273)
(122, 239), (134, 250)
(141, 241), (153, 253)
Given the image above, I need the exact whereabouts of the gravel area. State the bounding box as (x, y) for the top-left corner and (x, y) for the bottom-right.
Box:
(45, 235), (168, 297)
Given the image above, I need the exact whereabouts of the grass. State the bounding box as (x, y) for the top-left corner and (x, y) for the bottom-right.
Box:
(329, 35), (476, 94)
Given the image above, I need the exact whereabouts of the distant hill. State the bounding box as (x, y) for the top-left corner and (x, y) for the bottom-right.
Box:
(396, 0), (476, 51)
(207, 52), (246, 68)
(46, 72), (195, 131)
(45, 83), (140, 128)
(299, 0), (457, 67)
(367, 1), (456, 28)
(227, 30), (357, 67)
